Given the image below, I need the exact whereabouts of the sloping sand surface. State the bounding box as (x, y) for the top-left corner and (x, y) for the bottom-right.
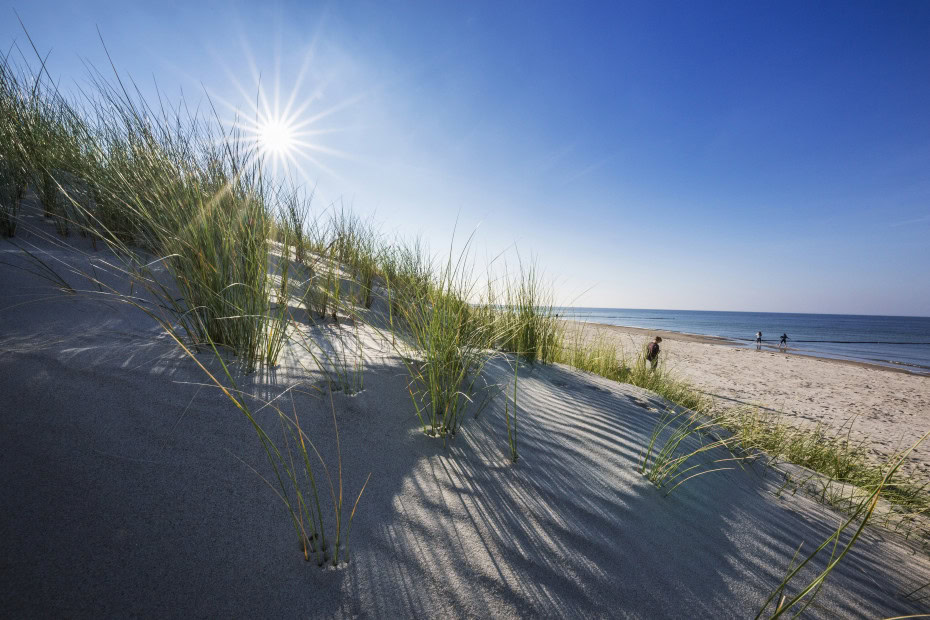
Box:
(583, 323), (930, 479)
(3, 240), (930, 617)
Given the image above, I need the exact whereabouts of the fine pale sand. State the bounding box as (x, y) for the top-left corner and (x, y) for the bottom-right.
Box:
(579, 322), (930, 480)
(2, 234), (930, 617)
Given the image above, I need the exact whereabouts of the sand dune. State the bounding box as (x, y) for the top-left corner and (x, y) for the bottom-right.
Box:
(2, 238), (930, 618)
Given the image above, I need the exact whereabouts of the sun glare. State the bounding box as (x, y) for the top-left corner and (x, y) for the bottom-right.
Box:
(259, 119), (295, 155)
(211, 35), (363, 182)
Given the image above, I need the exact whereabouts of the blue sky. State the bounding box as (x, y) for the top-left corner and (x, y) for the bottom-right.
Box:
(4, 1), (929, 315)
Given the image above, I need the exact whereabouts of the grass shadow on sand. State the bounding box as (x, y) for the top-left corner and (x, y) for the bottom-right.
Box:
(337, 360), (930, 617)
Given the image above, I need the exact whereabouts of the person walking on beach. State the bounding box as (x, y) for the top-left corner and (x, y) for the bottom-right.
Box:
(645, 336), (662, 370)
(755, 331), (762, 350)
(780, 333), (788, 349)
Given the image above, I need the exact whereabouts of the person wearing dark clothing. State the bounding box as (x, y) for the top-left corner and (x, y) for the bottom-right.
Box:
(780, 333), (788, 349)
(755, 331), (762, 350)
(645, 336), (662, 370)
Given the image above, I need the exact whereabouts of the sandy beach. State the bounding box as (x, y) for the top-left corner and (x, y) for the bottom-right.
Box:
(577, 322), (930, 479)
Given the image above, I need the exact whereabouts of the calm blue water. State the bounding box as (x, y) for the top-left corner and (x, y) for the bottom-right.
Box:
(556, 308), (930, 375)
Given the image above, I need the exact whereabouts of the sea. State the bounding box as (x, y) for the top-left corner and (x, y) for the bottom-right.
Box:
(556, 308), (930, 375)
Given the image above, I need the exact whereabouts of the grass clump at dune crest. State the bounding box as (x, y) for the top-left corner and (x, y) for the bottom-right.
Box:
(554, 328), (624, 379)
(755, 427), (930, 618)
(0, 60), (29, 237)
(640, 408), (748, 495)
(623, 347), (711, 414)
(0, 39), (290, 370)
(488, 260), (562, 364)
(197, 339), (371, 568)
(553, 326), (711, 414)
(331, 207), (380, 309)
(719, 408), (930, 531)
(387, 235), (500, 440)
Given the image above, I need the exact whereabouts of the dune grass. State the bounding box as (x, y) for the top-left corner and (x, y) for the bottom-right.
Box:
(6, 50), (74, 236)
(489, 260), (562, 364)
(194, 336), (371, 568)
(623, 348), (711, 413)
(639, 407), (748, 495)
(719, 408), (930, 539)
(0, 37), (380, 564)
(554, 326), (711, 414)
(52, 64), (287, 369)
(277, 186), (311, 265)
(302, 250), (338, 321)
(555, 326), (624, 379)
(755, 427), (930, 618)
(385, 235), (500, 441)
(378, 234), (432, 333)
(0, 59), (29, 237)
(330, 207), (380, 309)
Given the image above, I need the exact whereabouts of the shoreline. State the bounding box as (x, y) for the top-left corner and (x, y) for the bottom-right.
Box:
(564, 319), (929, 377)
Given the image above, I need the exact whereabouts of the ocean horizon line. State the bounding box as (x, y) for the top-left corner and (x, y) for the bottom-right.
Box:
(557, 306), (930, 320)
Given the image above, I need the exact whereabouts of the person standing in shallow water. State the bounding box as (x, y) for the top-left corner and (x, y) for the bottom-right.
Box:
(755, 331), (762, 350)
(645, 336), (662, 370)
(780, 333), (788, 349)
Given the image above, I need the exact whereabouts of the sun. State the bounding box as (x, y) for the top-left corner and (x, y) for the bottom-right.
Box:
(211, 35), (362, 182)
(258, 118), (296, 156)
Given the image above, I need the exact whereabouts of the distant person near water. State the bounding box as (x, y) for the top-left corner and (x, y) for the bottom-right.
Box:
(645, 336), (662, 370)
(780, 333), (788, 349)
(755, 331), (762, 350)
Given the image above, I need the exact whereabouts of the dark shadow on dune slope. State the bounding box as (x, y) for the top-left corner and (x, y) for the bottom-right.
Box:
(0, 307), (434, 617)
(0, 239), (413, 616)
